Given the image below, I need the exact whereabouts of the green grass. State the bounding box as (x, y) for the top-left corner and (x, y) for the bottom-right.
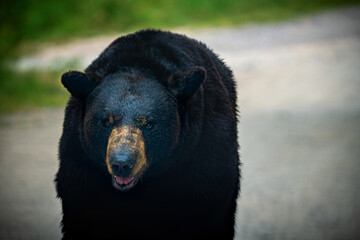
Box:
(1, 0), (359, 59)
(0, 68), (68, 114)
(0, 0), (359, 114)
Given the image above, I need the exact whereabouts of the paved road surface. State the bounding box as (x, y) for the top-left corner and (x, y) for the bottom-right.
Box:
(1, 6), (360, 239)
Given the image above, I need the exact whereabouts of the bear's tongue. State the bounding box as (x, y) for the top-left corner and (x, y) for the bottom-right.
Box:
(115, 176), (135, 185)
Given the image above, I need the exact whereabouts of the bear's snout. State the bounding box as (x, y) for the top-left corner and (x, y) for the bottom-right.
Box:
(106, 126), (148, 190)
(109, 153), (135, 177)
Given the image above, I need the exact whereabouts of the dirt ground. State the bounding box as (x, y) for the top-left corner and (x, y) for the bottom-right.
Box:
(1, 6), (360, 239)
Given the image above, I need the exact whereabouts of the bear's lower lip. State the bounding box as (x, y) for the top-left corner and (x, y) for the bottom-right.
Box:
(112, 175), (137, 191)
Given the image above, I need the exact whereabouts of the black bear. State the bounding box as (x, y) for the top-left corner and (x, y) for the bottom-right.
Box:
(56, 29), (240, 240)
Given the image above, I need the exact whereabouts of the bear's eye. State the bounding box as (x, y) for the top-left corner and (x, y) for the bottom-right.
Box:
(103, 116), (114, 127)
(103, 119), (112, 127)
(144, 121), (153, 130)
(134, 115), (154, 130)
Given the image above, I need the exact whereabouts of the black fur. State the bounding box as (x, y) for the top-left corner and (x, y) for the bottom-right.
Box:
(56, 29), (240, 240)
(61, 71), (96, 99)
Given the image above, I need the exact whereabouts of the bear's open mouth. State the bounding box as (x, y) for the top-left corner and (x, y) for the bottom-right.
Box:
(112, 175), (138, 191)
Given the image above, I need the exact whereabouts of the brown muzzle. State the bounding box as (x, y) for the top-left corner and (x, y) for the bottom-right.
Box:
(106, 126), (147, 177)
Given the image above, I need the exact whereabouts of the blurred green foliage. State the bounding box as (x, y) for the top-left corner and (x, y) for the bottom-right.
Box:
(1, 0), (359, 61)
(0, 68), (67, 113)
(0, 0), (358, 113)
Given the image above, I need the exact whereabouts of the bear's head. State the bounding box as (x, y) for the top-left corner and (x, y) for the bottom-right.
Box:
(61, 67), (206, 191)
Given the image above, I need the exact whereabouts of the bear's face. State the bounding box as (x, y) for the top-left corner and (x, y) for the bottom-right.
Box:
(83, 72), (180, 191)
(61, 67), (205, 191)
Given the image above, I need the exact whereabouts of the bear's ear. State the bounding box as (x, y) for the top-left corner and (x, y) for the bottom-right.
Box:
(61, 71), (96, 99)
(169, 66), (206, 99)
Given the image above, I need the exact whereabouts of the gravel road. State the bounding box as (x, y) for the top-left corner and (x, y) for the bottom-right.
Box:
(2, 6), (360, 239)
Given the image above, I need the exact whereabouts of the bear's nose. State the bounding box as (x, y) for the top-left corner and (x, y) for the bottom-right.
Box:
(110, 154), (135, 177)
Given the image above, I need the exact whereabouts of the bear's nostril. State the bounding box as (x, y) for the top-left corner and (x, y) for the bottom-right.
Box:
(111, 163), (120, 172)
(122, 164), (130, 170)
(110, 154), (135, 175)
